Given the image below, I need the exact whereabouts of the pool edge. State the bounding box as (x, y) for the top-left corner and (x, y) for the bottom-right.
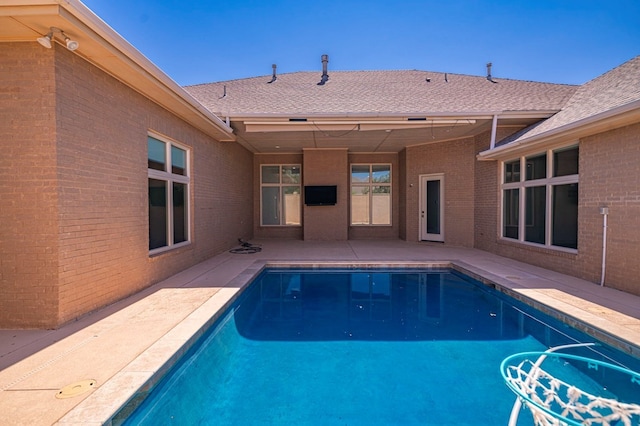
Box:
(56, 260), (640, 425)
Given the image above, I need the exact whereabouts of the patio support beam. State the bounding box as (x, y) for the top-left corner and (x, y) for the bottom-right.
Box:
(490, 114), (498, 149)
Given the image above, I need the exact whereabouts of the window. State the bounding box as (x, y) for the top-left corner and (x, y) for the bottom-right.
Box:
(351, 164), (391, 225)
(148, 135), (190, 252)
(501, 145), (579, 250)
(260, 165), (301, 226)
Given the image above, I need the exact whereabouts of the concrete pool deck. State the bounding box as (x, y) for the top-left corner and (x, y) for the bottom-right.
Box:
(1, 240), (640, 425)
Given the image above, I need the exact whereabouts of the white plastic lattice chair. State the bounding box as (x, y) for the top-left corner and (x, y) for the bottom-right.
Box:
(500, 345), (640, 426)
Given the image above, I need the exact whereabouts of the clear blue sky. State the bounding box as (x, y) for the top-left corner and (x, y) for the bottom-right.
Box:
(81, 0), (639, 86)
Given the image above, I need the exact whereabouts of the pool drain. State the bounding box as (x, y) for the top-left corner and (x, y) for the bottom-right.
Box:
(55, 379), (97, 399)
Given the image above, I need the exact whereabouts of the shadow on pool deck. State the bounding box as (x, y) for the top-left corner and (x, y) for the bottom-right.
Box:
(1, 240), (639, 425)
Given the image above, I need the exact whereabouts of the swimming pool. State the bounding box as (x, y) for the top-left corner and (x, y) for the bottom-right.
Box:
(118, 268), (640, 425)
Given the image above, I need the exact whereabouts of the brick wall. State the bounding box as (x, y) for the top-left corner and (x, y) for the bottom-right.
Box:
(473, 123), (640, 296)
(474, 130), (501, 251)
(404, 138), (476, 246)
(0, 43), (59, 327)
(0, 44), (253, 328)
(398, 150), (407, 240)
(579, 123), (640, 293)
(303, 149), (348, 240)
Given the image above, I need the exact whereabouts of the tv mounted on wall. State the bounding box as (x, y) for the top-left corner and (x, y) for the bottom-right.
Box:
(304, 185), (337, 206)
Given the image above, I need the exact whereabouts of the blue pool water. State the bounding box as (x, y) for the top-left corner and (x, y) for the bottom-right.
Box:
(121, 268), (640, 425)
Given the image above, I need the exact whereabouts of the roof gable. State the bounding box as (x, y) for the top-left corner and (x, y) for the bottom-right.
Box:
(495, 55), (640, 149)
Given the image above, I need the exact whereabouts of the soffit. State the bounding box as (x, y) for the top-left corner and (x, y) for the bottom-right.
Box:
(0, 2), (235, 143)
(231, 116), (543, 153)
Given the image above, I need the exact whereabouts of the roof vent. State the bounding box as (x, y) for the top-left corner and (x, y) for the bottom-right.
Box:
(486, 62), (498, 83)
(267, 64), (277, 84)
(317, 54), (329, 86)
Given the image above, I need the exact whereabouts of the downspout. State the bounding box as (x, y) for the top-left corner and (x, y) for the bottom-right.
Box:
(600, 206), (609, 286)
(490, 114), (499, 149)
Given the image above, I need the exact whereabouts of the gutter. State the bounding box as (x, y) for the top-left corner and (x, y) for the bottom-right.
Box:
(478, 100), (640, 160)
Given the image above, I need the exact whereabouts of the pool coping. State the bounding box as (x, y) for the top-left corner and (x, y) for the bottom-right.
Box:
(54, 259), (640, 425)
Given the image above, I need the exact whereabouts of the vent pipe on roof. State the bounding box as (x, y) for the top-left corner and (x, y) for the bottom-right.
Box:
(318, 54), (329, 85)
(267, 64), (277, 84)
(486, 62), (498, 83)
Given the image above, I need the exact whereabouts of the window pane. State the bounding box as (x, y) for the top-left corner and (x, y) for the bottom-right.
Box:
(504, 160), (520, 183)
(171, 146), (186, 176)
(262, 187), (280, 225)
(372, 165), (390, 183)
(148, 137), (166, 171)
(552, 183), (578, 249)
(525, 186), (546, 244)
(554, 146), (579, 177)
(503, 189), (519, 239)
(149, 179), (167, 250)
(371, 186), (391, 225)
(351, 186), (370, 224)
(351, 165), (370, 183)
(426, 180), (440, 234)
(526, 154), (546, 180)
(282, 166), (301, 184)
(283, 186), (301, 225)
(173, 182), (187, 244)
(261, 166), (280, 184)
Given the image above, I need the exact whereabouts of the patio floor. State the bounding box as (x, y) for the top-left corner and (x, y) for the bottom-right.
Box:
(1, 240), (640, 425)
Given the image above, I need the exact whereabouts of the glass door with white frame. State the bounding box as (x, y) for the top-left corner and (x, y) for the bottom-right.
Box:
(419, 174), (444, 242)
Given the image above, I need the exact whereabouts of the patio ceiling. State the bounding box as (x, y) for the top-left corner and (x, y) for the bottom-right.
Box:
(229, 114), (547, 153)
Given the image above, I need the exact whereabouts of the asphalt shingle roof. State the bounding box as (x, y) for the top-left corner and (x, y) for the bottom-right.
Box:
(498, 55), (640, 146)
(186, 70), (577, 117)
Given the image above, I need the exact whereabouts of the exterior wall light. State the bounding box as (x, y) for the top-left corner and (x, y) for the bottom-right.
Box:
(37, 27), (79, 51)
(64, 35), (79, 51)
(36, 31), (53, 48)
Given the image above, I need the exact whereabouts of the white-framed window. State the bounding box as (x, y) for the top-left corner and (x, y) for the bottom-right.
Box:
(148, 134), (190, 253)
(351, 164), (391, 226)
(260, 165), (301, 226)
(501, 145), (579, 250)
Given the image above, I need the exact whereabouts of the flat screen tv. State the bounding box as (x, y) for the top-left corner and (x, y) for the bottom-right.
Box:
(304, 185), (337, 206)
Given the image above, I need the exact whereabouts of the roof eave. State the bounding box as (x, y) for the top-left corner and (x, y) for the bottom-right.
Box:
(1, 0), (235, 142)
(477, 100), (640, 160)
